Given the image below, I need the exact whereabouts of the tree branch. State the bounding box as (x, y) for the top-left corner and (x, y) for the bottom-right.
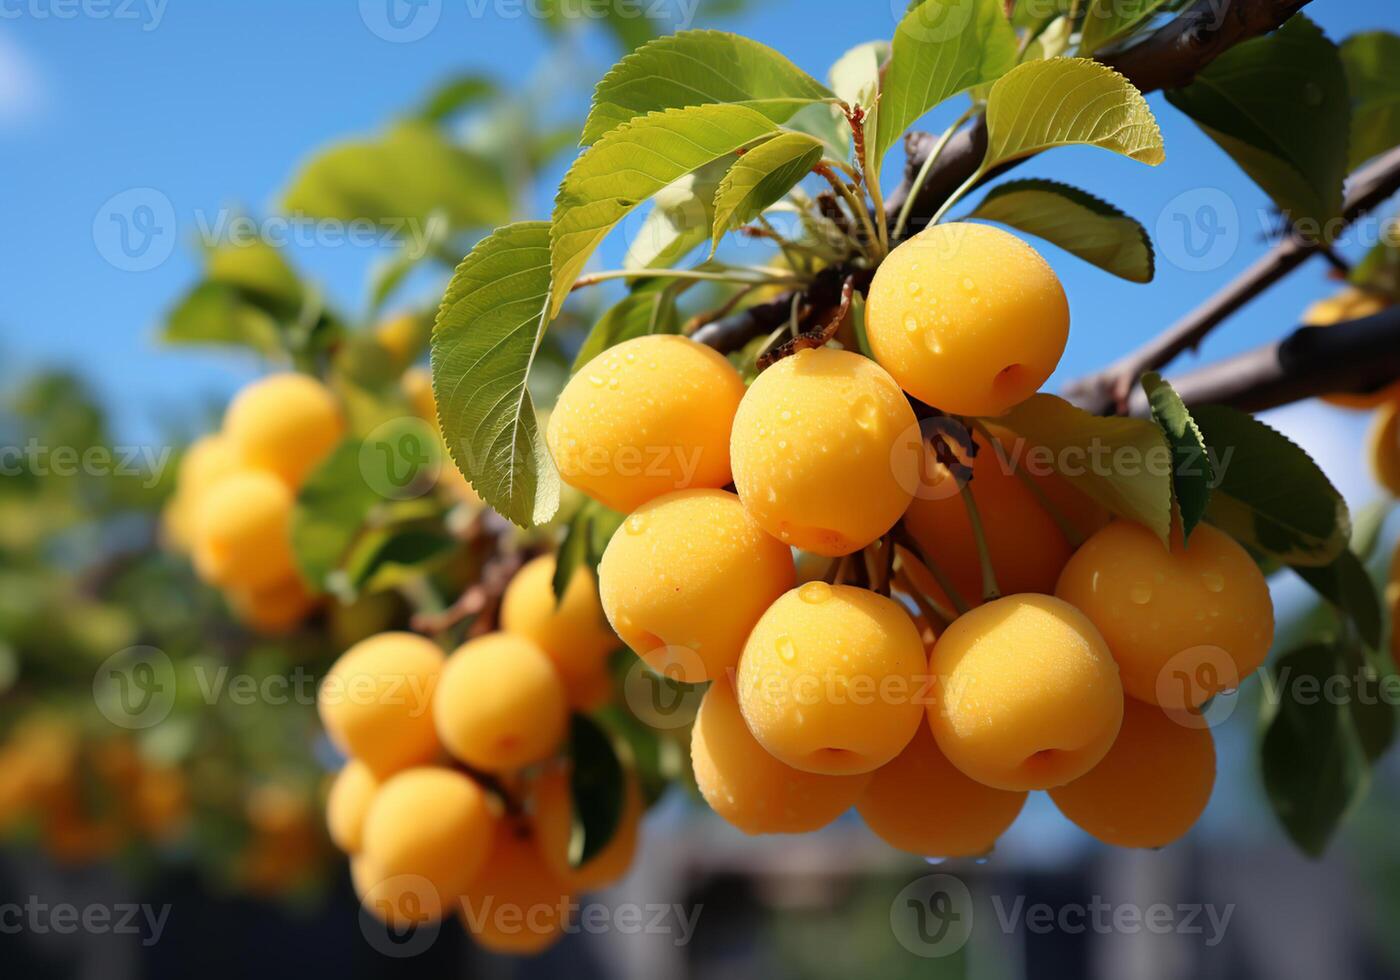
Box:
(692, 0), (1311, 356)
(1125, 307), (1400, 415)
(1068, 144), (1400, 414)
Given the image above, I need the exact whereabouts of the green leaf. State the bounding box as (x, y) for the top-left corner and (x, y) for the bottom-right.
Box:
(282, 121), (511, 232)
(1350, 499), (1394, 561)
(550, 104), (781, 318)
(553, 499), (626, 602)
(204, 239), (304, 316)
(1192, 405), (1349, 566)
(1079, 0), (1172, 55)
(432, 222), (560, 528)
(967, 178), (1154, 282)
(418, 75), (497, 123)
(1291, 551), (1383, 651)
(1341, 32), (1400, 170)
(581, 30), (832, 146)
(997, 393), (1174, 544)
(161, 283), (283, 356)
(623, 158), (733, 272)
(1260, 643), (1372, 856)
(290, 438), (379, 590)
(1141, 372), (1212, 539)
(344, 527), (457, 595)
(874, 0), (1018, 179)
(827, 39), (887, 173)
(572, 279), (680, 372)
(567, 714), (626, 867)
(711, 133), (824, 247)
(1350, 648), (1396, 763)
(1165, 15), (1349, 236)
(982, 58), (1165, 174)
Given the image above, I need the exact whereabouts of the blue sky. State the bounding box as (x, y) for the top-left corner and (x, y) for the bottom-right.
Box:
(0, 0), (1395, 507)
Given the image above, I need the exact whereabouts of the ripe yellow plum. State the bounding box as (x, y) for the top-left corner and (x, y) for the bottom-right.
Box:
(326, 759), (379, 854)
(361, 767), (496, 918)
(1369, 400), (1400, 497)
(1303, 289), (1395, 408)
(226, 573), (316, 635)
(1055, 520), (1274, 707)
(224, 373), (345, 489)
(501, 555), (618, 692)
(929, 594), (1123, 791)
(1050, 698), (1215, 848)
(460, 826), (573, 955)
(318, 632), (444, 777)
(857, 724), (1026, 857)
(691, 676), (870, 834)
(192, 471), (298, 590)
(736, 584), (926, 775)
(730, 347), (919, 556)
(866, 223), (1069, 417)
(546, 335), (746, 512)
(434, 633), (568, 773)
(531, 766), (641, 892)
(598, 489), (795, 683)
(163, 434), (242, 550)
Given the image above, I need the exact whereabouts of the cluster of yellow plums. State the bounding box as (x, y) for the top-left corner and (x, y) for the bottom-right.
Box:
(318, 554), (641, 955)
(163, 373), (346, 633)
(544, 222), (1275, 855)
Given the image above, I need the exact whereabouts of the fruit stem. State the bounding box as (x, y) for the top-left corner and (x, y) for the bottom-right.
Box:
(892, 527), (973, 615)
(893, 567), (955, 633)
(892, 107), (976, 242)
(969, 418), (1087, 549)
(958, 482), (1001, 603)
(814, 163), (883, 260)
(928, 164), (985, 227)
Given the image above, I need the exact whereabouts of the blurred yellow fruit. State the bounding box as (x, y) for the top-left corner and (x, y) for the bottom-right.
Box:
(319, 632), (444, 777)
(460, 825), (573, 955)
(929, 594), (1123, 791)
(1055, 520), (1274, 707)
(227, 572), (316, 634)
(546, 335), (746, 513)
(599, 489), (795, 683)
(857, 724), (1025, 857)
(866, 222), (1068, 417)
(730, 347), (919, 556)
(327, 760), (380, 854)
(224, 373), (345, 489)
(1369, 400), (1400, 496)
(362, 767), (497, 920)
(736, 584), (926, 775)
(691, 676), (869, 834)
(532, 766), (641, 893)
(192, 470), (298, 590)
(376, 312), (427, 364)
(163, 434), (242, 551)
(1302, 289), (1394, 408)
(501, 555), (618, 693)
(1050, 698), (1215, 848)
(434, 633), (568, 773)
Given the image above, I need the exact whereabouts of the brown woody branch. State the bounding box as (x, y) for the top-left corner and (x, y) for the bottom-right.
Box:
(1068, 144), (1400, 415)
(693, 0), (1309, 355)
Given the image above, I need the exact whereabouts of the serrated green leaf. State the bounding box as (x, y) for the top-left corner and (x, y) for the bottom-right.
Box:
(967, 178), (1154, 282)
(874, 0), (1018, 180)
(997, 393), (1174, 544)
(290, 439), (379, 590)
(550, 104), (781, 318)
(623, 158), (733, 272)
(1260, 642), (1372, 856)
(283, 120), (510, 232)
(1341, 31), (1400, 170)
(711, 132), (823, 247)
(982, 58), (1165, 174)
(1165, 15), (1348, 236)
(581, 30), (832, 146)
(1192, 404), (1349, 566)
(572, 279), (680, 372)
(1141, 372), (1212, 539)
(567, 714), (626, 867)
(432, 222), (560, 528)
(1292, 550), (1383, 650)
(1079, 0), (1172, 55)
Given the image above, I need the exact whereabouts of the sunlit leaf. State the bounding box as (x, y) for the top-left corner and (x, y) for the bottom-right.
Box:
(711, 132), (824, 247)
(1341, 31), (1400, 170)
(1079, 0), (1172, 55)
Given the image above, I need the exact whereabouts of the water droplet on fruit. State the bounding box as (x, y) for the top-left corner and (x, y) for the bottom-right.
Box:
(607, 378), (619, 390)
(907, 282), (921, 296)
(799, 582), (832, 605)
(625, 351), (636, 363)
(1129, 584), (1153, 605)
(903, 313), (920, 333)
(625, 515), (648, 535)
(776, 635), (797, 664)
(1201, 571), (1224, 593)
(780, 410), (792, 422)
(961, 277), (975, 291)
(778, 439), (788, 450)
(587, 375), (604, 387)
(924, 332), (943, 355)
(853, 397), (879, 432)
